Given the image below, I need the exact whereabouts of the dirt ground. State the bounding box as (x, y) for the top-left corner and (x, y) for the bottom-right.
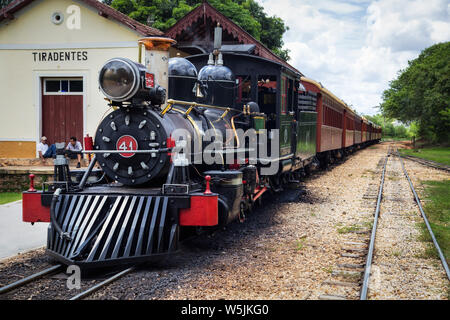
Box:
(88, 142), (450, 300)
(1, 142), (448, 300)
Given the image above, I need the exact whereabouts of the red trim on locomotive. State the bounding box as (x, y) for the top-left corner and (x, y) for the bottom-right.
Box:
(22, 192), (50, 223)
(179, 194), (219, 226)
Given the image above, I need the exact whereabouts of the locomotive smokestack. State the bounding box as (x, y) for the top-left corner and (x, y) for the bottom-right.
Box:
(138, 37), (176, 107)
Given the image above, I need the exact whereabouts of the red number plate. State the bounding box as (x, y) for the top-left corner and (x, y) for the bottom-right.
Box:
(145, 72), (155, 88)
(116, 135), (138, 158)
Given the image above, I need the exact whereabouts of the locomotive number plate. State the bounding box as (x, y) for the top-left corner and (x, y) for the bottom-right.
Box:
(116, 135), (138, 158)
(145, 72), (155, 88)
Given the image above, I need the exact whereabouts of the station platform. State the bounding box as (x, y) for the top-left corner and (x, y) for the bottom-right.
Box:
(0, 200), (48, 260)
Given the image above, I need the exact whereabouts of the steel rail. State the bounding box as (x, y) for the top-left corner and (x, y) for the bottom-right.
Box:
(0, 264), (63, 295)
(360, 147), (390, 300)
(399, 154), (450, 172)
(396, 148), (450, 281)
(69, 267), (134, 300)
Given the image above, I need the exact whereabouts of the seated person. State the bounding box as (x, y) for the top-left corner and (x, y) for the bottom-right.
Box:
(66, 136), (83, 168)
(37, 136), (56, 159)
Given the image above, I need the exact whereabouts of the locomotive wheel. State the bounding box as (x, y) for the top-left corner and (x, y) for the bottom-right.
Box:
(304, 165), (311, 176)
(239, 201), (246, 223)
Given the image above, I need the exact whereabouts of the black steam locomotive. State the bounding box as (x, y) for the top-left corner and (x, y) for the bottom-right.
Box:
(22, 37), (335, 268)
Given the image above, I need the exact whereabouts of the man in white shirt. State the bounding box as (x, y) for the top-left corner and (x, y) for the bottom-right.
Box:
(37, 136), (56, 159)
(66, 136), (83, 168)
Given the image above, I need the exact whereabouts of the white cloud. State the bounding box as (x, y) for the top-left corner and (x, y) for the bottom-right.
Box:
(257, 0), (450, 115)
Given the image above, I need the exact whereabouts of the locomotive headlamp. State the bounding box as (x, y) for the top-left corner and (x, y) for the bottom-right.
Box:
(99, 57), (156, 102)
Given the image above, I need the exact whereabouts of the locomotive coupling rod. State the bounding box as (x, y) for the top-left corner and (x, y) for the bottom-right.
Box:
(0, 264), (63, 295)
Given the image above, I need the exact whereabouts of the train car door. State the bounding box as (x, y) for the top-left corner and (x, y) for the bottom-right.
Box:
(297, 88), (317, 160)
(279, 74), (293, 157)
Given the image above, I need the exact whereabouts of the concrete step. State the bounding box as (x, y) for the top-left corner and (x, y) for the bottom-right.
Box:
(0, 158), (88, 168)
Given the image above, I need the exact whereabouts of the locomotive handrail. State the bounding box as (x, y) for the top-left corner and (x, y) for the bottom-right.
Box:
(81, 148), (171, 154)
(164, 99), (234, 114)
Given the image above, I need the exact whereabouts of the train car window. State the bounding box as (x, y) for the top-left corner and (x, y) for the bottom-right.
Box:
(288, 78), (294, 112)
(236, 75), (252, 104)
(281, 76), (287, 114)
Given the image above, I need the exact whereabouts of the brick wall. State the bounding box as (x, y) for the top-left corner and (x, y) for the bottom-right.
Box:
(0, 173), (53, 193)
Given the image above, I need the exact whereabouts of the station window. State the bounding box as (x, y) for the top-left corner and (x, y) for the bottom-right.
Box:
(44, 79), (83, 94)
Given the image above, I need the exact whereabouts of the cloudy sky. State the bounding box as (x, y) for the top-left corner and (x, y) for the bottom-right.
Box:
(257, 0), (450, 115)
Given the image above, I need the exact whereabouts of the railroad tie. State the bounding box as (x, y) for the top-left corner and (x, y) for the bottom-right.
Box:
(319, 294), (347, 300)
(322, 280), (360, 287)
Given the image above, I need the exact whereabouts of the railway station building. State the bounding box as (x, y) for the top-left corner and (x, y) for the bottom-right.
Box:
(0, 0), (300, 159)
(0, 0), (163, 158)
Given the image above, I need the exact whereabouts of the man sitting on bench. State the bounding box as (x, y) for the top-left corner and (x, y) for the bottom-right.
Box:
(66, 136), (83, 168)
(37, 136), (56, 159)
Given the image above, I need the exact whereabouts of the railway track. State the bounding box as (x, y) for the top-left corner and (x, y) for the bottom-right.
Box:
(0, 264), (135, 300)
(360, 144), (449, 299)
(2, 143), (447, 300)
(320, 143), (448, 300)
(399, 153), (450, 172)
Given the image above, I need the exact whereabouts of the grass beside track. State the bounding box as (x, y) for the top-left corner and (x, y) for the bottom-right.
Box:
(0, 192), (22, 205)
(400, 147), (450, 166)
(418, 180), (450, 265)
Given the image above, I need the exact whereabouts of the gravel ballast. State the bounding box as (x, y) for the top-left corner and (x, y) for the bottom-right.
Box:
(0, 142), (448, 300)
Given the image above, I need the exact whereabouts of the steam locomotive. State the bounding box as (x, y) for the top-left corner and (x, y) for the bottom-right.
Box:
(22, 37), (380, 268)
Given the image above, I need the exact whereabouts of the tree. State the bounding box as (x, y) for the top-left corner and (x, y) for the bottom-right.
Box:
(365, 114), (412, 139)
(1, 0), (13, 8)
(106, 0), (290, 61)
(381, 42), (450, 143)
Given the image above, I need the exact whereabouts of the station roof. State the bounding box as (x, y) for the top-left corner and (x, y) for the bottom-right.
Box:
(165, 1), (302, 76)
(0, 0), (163, 36)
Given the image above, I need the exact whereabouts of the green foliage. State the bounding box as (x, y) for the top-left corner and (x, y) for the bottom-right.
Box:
(106, 0), (290, 61)
(1, 0), (13, 8)
(0, 192), (22, 205)
(418, 180), (450, 265)
(364, 114), (413, 140)
(381, 42), (450, 143)
(400, 147), (450, 166)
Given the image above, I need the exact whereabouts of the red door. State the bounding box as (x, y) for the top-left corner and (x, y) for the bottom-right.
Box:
(42, 79), (83, 145)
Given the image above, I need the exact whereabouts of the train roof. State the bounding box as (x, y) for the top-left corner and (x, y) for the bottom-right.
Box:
(300, 77), (355, 116)
(187, 52), (301, 79)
